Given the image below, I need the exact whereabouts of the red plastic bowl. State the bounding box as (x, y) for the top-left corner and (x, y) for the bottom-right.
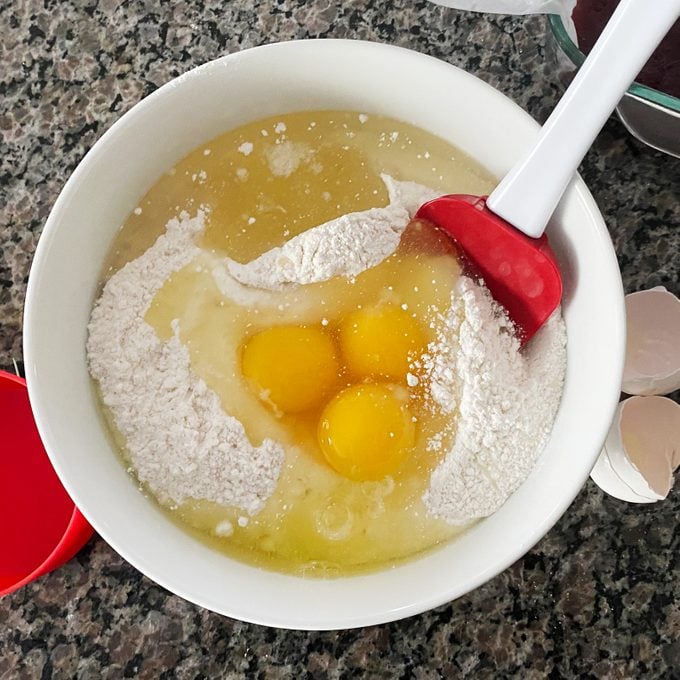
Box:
(0, 370), (93, 596)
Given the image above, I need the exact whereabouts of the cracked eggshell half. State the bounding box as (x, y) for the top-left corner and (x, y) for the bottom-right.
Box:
(622, 287), (680, 396)
(590, 445), (656, 504)
(591, 396), (680, 503)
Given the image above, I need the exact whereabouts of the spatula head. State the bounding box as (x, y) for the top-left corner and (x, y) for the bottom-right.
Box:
(416, 195), (563, 344)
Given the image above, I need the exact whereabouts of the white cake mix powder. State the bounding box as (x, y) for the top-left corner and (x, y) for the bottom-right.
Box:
(87, 212), (284, 515)
(421, 277), (566, 524)
(87, 175), (566, 523)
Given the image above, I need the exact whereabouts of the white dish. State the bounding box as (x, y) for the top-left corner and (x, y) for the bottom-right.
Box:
(23, 39), (625, 630)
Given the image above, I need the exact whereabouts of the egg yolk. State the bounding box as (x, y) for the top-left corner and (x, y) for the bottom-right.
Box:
(339, 304), (427, 381)
(241, 325), (340, 413)
(318, 384), (416, 481)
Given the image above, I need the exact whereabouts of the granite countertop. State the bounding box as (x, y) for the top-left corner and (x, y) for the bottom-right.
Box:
(1, 1), (678, 677)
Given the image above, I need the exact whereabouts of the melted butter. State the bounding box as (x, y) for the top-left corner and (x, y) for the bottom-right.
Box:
(100, 110), (496, 577)
(103, 111), (494, 273)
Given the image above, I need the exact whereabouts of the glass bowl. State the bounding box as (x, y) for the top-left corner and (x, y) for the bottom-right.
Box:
(549, 14), (680, 159)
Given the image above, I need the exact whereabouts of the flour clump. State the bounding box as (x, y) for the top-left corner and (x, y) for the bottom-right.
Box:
(225, 174), (438, 290)
(421, 277), (567, 525)
(87, 211), (285, 515)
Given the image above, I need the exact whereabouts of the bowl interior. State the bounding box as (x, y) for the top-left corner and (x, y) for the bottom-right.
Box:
(24, 40), (624, 630)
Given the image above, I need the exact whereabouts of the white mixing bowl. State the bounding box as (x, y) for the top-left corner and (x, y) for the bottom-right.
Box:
(23, 40), (625, 630)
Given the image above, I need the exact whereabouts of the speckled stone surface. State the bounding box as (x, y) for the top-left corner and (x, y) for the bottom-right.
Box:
(1, 1), (678, 677)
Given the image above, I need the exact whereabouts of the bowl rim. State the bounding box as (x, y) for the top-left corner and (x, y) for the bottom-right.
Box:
(23, 38), (626, 630)
(548, 13), (680, 113)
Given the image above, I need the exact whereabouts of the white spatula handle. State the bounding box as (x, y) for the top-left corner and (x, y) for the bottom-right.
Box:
(486, 0), (680, 239)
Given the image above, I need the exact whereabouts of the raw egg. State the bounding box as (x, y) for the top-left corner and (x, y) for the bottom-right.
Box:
(241, 325), (340, 413)
(339, 304), (427, 381)
(317, 383), (415, 481)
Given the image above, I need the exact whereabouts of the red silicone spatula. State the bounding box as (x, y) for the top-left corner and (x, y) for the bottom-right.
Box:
(417, 0), (680, 343)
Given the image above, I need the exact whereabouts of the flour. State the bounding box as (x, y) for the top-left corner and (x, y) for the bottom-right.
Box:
(224, 174), (438, 291)
(382, 173), (440, 216)
(237, 142), (253, 156)
(87, 211), (284, 515)
(87, 173), (566, 526)
(421, 276), (567, 525)
(265, 141), (312, 177)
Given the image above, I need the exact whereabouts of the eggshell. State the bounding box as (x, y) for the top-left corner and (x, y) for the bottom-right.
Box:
(591, 396), (680, 502)
(622, 287), (680, 396)
(590, 444), (657, 503)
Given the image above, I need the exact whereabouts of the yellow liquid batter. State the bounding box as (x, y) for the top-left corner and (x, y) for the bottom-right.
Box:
(99, 110), (496, 576)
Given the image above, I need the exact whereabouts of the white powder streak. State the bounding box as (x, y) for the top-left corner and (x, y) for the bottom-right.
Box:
(381, 173), (440, 216)
(87, 211), (284, 515)
(225, 175), (438, 290)
(423, 277), (567, 524)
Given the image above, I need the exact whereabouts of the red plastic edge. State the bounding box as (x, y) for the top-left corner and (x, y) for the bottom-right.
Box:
(0, 370), (94, 597)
